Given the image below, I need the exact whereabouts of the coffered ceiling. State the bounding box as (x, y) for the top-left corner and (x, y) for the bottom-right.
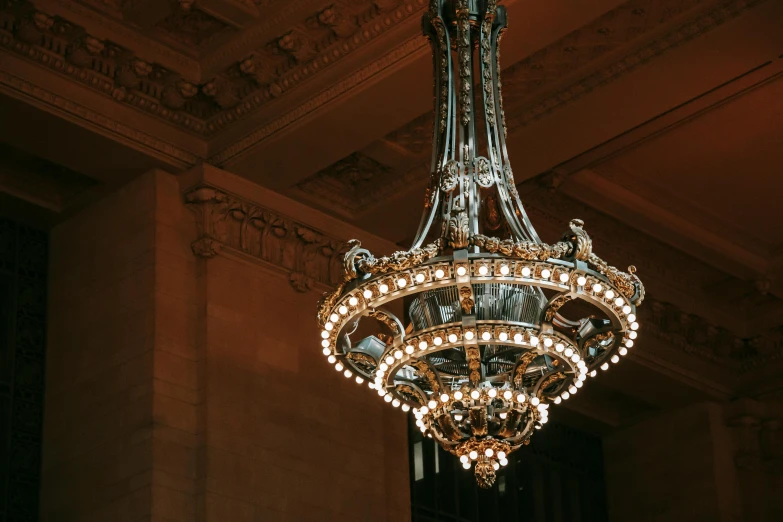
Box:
(1, 0), (782, 429)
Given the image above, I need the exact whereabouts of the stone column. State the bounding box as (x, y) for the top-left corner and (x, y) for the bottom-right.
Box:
(604, 402), (743, 522)
(42, 165), (411, 521)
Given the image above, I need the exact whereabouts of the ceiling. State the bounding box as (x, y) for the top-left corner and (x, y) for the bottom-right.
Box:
(1, 0), (782, 430)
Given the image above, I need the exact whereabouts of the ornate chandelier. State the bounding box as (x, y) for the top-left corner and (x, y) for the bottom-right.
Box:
(317, 0), (644, 488)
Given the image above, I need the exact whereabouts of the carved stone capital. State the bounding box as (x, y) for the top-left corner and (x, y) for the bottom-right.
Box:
(184, 184), (348, 293)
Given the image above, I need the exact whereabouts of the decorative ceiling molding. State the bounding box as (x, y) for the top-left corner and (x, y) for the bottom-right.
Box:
(184, 184), (349, 293)
(295, 152), (427, 218)
(0, 68), (201, 167)
(209, 31), (426, 164)
(504, 0), (770, 129)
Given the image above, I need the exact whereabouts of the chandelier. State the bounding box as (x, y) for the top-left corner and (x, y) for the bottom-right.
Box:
(317, 0), (644, 488)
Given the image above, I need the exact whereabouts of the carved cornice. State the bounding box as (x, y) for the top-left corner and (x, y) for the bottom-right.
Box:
(184, 184), (349, 292)
(0, 69), (200, 167)
(0, 0), (430, 144)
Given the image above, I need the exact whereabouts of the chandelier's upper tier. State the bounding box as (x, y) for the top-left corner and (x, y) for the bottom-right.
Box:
(316, 0), (644, 489)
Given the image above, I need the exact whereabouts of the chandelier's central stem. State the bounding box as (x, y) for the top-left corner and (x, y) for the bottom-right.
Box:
(411, 0), (540, 253)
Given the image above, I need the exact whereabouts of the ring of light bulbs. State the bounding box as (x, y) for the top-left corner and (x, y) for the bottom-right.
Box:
(319, 255), (640, 478)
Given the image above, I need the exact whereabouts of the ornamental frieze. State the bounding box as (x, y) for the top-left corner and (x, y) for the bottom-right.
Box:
(184, 185), (349, 292)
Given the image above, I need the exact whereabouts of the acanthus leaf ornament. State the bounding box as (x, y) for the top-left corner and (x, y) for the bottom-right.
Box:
(315, 0), (644, 489)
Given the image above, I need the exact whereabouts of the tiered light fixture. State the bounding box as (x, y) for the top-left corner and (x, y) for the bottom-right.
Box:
(317, 0), (644, 488)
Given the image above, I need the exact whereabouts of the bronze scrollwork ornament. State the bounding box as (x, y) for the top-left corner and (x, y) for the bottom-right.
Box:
(316, 0), (643, 488)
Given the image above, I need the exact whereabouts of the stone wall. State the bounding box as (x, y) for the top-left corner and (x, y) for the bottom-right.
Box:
(41, 167), (410, 521)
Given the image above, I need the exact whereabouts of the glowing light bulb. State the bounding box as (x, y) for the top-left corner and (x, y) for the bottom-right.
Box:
(470, 390), (480, 400)
(420, 406), (429, 414)
(575, 380), (583, 388)
(464, 330), (474, 341)
(541, 269), (551, 279)
(530, 397), (540, 406)
(454, 391), (463, 400)
(516, 394), (526, 403)
(554, 397), (562, 404)
(322, 347), (331, 356)
(559, 272), (569, 283)
(499, 412), (507, 419)
(601, 363), (609, 371)
(348, 296), (359, 306)
(627, 314), (636, 323)
(356, 376), (364, 384)
(378, 389), (386, 397)
(556, 343), (565, 353)
(488, 388), (497, 398)
(405, 345), (414, 354)
(397, 278), (407, 288)
(379, 283), (389, 294)
(631, 322), (639, 331)
(485, 448), (494, 457)
(454, 414), (463, 421)
(385, 356), (394, 365)
(324, 322), (333, 331)
(338, 305), (348, 315)
(321, 339), (330, 348)
(499, 264), (510, 275)
(500, 458), (508, 466)
(498, 331), (508, 342)
(622, 305), (632, 314)
(435, 268), (445, 279)
(433, 336), (443, 346)
(593, 283), (603, 294)
(590, 370), (597, 377)
(469, 451), (478, 460)
(629, 331), (638, 340)
(605, 289), (615, 299)
(561, 391), (570, 400)
(513, 333), (523, 343)
(577, 276), (587, 286)
(418, 340), (428, 350)
(521, 267), (531, 277)
(344, 370), (352, 378)
(503, 390), (513, 400)
(530, 336), (539, 346)
(402, 404), (410, 412)
(456, 266), (467, 276)
(328, 355), (336, 364)
(376, 370), (385, 377)
(428, 400), (438, 409)
(448, 333), (458, 343)
(481, 331), (491, 341)
(569, 385), (578, 394)
(611, 355), (620, 364)
(478, 265), (488, 275)
(335, 363), (344, 372)
(619, 347), (628, 356)
(625, 340), (634, 348)
(321, 330), (330, 339)
(384, 394), (392, 403)
(415, 273), (426, 283)
(393, 350), (402, 360)
(460, 455), (469, 464)
(379, 363), (388, 371)
(543, 338), (553, 348)
(571, 353), (580, 363)
(440, 394), (449, 403)
(363, 289), (373, 299)
(615, 297), (624, 307)
(392, 399), (400, 407)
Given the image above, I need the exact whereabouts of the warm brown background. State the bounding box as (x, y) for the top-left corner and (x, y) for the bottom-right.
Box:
(1, 0), (782, 520)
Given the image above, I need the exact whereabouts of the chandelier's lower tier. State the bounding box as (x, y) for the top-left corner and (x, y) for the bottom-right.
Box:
(318, 252), (641, 488)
